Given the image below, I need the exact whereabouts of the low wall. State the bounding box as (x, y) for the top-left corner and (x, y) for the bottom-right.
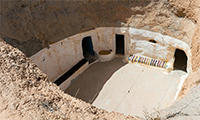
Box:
(59, 61), (90, 91)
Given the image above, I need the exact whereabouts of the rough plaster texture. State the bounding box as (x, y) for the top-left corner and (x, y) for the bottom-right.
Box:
(98, 51), (115, 62)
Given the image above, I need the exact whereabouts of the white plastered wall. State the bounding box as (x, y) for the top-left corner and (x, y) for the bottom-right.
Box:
(96, 27), (129, 61)
(30, 27), (127, 82)
(30, 29), (99, 82)
(30, 27), (192, 84)
(125, 28), (192, 73)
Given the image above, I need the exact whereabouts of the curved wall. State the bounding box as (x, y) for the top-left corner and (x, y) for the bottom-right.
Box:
(30, 27), (127, 82)
(30, 27), (191, 88)
(127, 28), (192, 73)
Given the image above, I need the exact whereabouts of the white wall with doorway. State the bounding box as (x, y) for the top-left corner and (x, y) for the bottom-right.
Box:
(30, 27), (128, 82)
(96, 27), (129, 62)
(127, 28), (192, 73)
(30, 27), (192, 86)
(30, 29), (99, 82)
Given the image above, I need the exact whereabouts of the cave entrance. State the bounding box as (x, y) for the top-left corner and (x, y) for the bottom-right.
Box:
(82, 36), (96, 63)
(116, 34), (125, 55)
(174, 49), (187, 72)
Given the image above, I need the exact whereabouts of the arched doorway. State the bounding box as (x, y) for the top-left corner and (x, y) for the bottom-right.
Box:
(82, 36), (96, 63)
(174, 49), (187, 72)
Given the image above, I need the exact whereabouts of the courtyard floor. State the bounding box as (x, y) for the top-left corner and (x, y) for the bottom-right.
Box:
(65, 57), (187, 117)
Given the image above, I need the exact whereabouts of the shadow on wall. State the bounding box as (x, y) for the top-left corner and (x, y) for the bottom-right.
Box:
(3, 37), (43, 57)
(65, 57), (127, 103)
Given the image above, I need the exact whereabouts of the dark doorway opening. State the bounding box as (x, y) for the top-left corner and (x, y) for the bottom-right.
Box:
(174, 49), (187, 72)
(82, 36), (96, 63)
(116, 34), (125, 55)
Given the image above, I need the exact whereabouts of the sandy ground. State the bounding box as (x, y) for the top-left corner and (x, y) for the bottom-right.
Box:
(65, 58), (187, 118)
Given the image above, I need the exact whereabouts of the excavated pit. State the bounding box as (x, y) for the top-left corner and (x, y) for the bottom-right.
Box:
(1, 0), (200, 119)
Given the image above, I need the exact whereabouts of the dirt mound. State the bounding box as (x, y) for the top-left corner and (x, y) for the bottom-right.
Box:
(0, 40), (141, 120)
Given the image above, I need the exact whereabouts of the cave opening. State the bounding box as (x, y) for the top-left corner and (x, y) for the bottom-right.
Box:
(174, 49), (187, 72)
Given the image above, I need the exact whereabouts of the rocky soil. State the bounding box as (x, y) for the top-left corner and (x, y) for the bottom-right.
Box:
(0, 39), (141, 120)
